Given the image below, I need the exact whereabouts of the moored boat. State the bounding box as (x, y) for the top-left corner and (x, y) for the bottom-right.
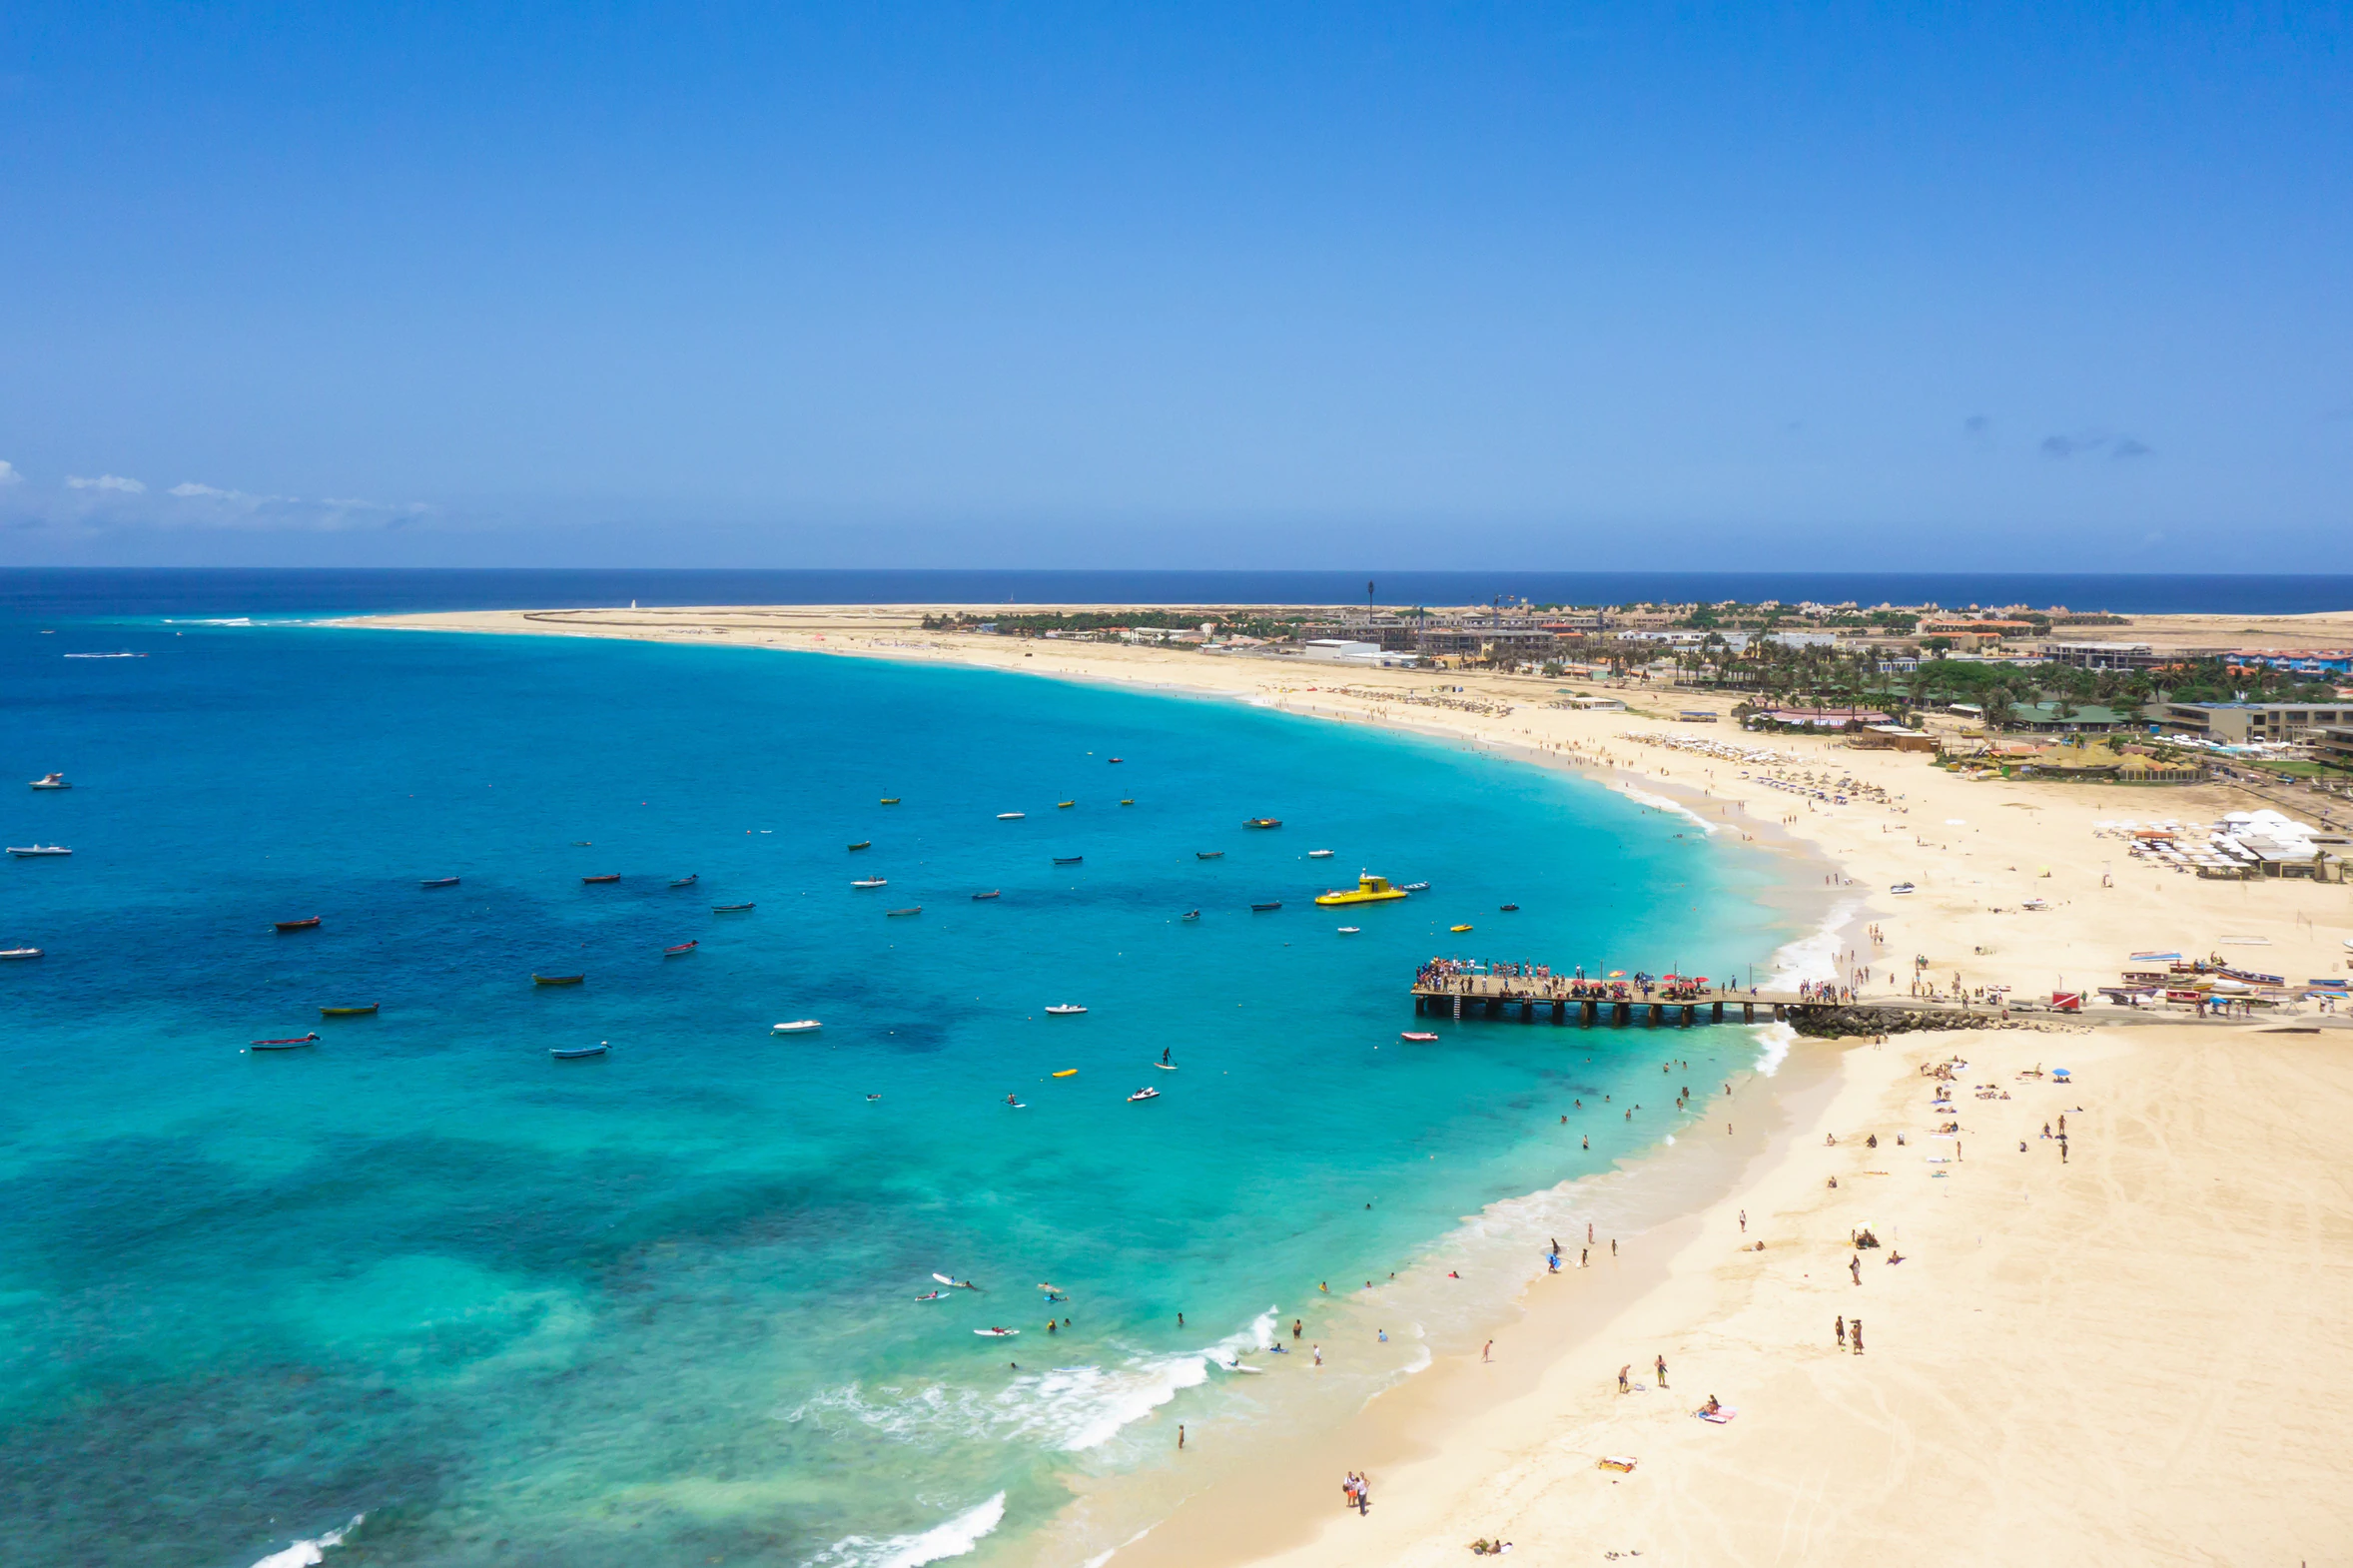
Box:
(1498, 903), (1519, 911)
(712, 902), (756, 912)
(1119, 798), (1135, 805)
(848, 840), (872, 850)
(972, 889), (1001, 900)
(582, 874), (620, 884)
(550, 1042), (609, 1060)
(7, 844), (72, 857)
(1400, 1031), (1439, 1043)
(419, 876), (460, 888)
(997, 812), (1026, 820)
(1180, 909), (1199, 920)
(29, 773), (70, 790)
(1307, 849), (1333, 858)
(1336, 926), (1360, 934)
(1194, 851), (1223, 859)
(1, 947), (45, 959)
(1397, 881), (1430, 892)
(1242, 817), (1281, 829)
(1449, 923), (1473, 933)
(532, 973), (585, 986)
(249, 1033), (320, 1051)
(665, 941), (698, 956)
(1052, 855), (1083, 865)
(880, 797), (901, 804)
(1057, 800), (1075, 809)
(1044, 1004), (1087, 1015)
(274, 916), (322, 932)
(771, 1019), (822, 1034)
(887, 906), (922, 917)
(319, 1005), (379, 1017)
(1250, 901), (1282, 912)
(671, 874), (698, 887)
(1313, 873), (1407, 908)
(852, 877), (887, 888)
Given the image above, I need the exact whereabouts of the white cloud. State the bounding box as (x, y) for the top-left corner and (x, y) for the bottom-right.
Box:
(65, 473), (146, 493)
(0, 459), (20, 485)
(169, 480), (230, 497)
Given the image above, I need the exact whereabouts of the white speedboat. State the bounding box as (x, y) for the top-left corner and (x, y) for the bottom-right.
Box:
(851, 877), (888, 889)
(997, 812), (1026, 820)
(1044, 1004), (1087, 1016)
(7, 845), (71, 858)
(29, 773), (70, 790)
(1336, 926), (1360, 935)
(771, 1020), (822, 1034)
(0, 947), (42, 959)
(1307, 849), (1333, 858)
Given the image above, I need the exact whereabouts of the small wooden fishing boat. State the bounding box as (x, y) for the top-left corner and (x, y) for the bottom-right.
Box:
(887, 906), (921, 917)
(1400, 1031), (1439, 1043)
(1052, 855), (1083, 865)
(771, 1019), (822, 1034)
(550, 1043), (608, 1060)
(880, 797), (901, 804)
(320, 1005), (378, 1017)
(29, 773), (70, 790)
(712, 903), (756, 913)
(671, 874), (698, 887)
(1498, 903), (1519, 911)
(582, 874), (620, 884)
(533, 973), (585, 986)
(972, 889), (1001, 900)
(664, 941), (698, 956)
(1109, 757), (1123, 763)
(2, 947), (45, 959)
(1243, 818), (1281, 829)
(274, 916), (321, 932)
(1180, 909), (1199, 921)
(1194, 851), (1224, 860)
(1251, 901), (1282, 912)
(1045, 1004), (1088, 1016)
(848, 840), (872, 851)
(1119, 798), (1135, 805)
(249, 1033), (320, 1050)
(419, 876), (459, 888)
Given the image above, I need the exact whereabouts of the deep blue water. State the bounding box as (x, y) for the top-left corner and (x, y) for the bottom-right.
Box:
(0, 613), (1791, 1567)
(3, 566), (2347, 619)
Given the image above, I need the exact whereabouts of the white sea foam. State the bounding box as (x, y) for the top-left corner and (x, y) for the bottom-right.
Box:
(1618, 784), (1722, 835)
(247, 1514), (361, 1568)
(1752, 1021), (1797, 1077)
(804, 1491), (1006, 1568)
(164, 616), (257, 625)
(784, 1306), (1277, 1457)
(1762, 898), (1858, 988)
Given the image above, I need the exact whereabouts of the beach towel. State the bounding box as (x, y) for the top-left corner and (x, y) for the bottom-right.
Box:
(1698, 1407), (1738, 1423)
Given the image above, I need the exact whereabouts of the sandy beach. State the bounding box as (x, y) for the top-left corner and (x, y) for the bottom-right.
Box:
(339, 605), (2353, 1564)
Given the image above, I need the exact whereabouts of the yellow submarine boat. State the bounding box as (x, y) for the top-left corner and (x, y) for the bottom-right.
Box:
(1313, 873), (1410, 908)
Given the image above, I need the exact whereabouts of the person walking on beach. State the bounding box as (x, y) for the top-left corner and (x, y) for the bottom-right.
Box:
(1739, 1208), (1747, 1233)
(1850, 1255), (1862, 1286)
(1654, 1354), (1668, 1387)
(1851, 1318), (1864, 1354)
(1618, 1364), (1630, 1393)
(1483, 1340), (1494, 1362)
(1836, 1314), (1846, 1347)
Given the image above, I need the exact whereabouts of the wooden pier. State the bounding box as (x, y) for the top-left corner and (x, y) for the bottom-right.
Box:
(1411, 975), (1985, 1034)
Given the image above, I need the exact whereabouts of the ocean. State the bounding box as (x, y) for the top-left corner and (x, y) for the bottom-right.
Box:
(0, 604), (1803, 1566)
(4, 565), (2350, 619)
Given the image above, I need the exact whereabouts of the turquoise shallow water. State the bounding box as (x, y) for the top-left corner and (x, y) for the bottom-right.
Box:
(0, 618), (1791, 1566)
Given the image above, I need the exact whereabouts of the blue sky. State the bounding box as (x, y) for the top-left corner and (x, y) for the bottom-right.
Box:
(1, 3), (2346, 567)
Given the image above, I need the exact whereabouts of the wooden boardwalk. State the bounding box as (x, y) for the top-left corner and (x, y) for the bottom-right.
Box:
(1411, 975), (1980, 1031)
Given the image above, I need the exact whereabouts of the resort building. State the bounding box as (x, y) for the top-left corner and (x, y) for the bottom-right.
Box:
(2313, 724), (2353, 772)
(2143, 701), (2353, 745)
(2040, 640), (2171, 670)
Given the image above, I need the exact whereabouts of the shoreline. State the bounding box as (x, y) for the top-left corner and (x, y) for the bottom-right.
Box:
(325, 606), (2353, 1564)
